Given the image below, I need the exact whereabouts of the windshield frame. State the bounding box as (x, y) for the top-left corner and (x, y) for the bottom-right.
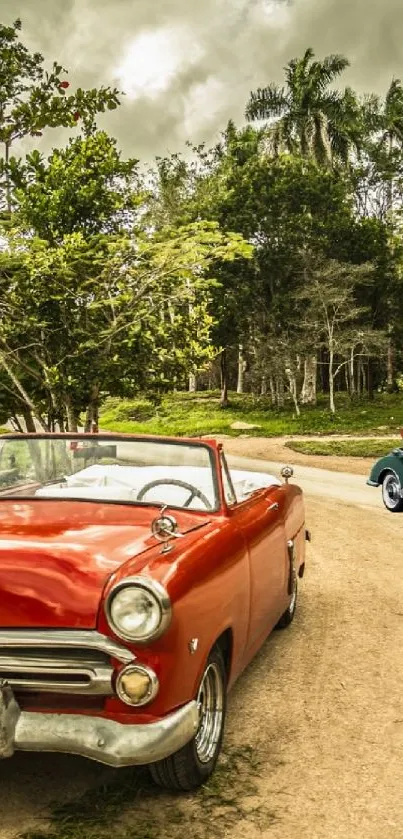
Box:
(0, 433), (221, 514)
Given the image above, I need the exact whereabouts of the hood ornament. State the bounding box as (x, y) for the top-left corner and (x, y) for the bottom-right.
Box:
(151, 506), (183, 551)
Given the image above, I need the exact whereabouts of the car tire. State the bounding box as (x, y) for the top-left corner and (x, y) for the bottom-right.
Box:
(275, 570), (298, 629)
(149, 647), (227, 791)
(382, 471), (403, 512)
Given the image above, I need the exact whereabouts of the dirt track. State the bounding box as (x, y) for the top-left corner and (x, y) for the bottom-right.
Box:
(1, 442), (403, 839)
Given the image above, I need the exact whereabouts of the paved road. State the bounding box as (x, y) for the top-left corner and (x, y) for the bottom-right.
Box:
(226, 454), (381, 509)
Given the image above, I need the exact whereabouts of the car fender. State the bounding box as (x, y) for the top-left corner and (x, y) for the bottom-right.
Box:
(367, 451), (403, 486)
(97, 520), (251, 720)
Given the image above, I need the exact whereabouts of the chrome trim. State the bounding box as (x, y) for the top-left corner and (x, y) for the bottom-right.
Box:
(0, 655), (114, 696)
(0, 630), (133, 665)
(105, 577), (172, 644)
(116, 664), (159, 707)
(0, 681), (199, 767)
(287, 539), (296, 595)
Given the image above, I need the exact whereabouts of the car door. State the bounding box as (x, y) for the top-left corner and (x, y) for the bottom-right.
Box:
(220, 453), (289, 651)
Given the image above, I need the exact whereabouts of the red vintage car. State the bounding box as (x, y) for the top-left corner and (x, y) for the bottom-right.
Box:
(0, 433), (308, 790)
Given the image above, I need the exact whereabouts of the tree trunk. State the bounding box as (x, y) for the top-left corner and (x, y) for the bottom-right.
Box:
(329, 350), (335, 414)
(367, 359), (374, 400)
(10, 414), (24, 433)
(386, 336), (396, 393)
(5, 141), (11, 213)
(275, 375), (284, 408)
(361, 363), (367, 395)
(220, 350), (229, 408)
(66, 400), (78, 432)
(188, 373), (197, 393)
(236, 345), (246, 394)
(300, 355), (317, 405)
(0, 354), (48, 430)
(260, 375), (267, 396)
(85, 383), (100, 432)
(285, 364), (300, 416)
(344, 363), (349, 394)
(22, 408), (37, 433)
(349, 349), (355, 397)
(269, 376), (276, 405)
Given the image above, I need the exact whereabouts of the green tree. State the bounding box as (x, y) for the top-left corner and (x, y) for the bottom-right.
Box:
(0, 222), (252, 430)
(245, 47), (359, 166)
(14, 131), (141, 241)
(0, 18), (120, 211)
(295, 254), (382, 412)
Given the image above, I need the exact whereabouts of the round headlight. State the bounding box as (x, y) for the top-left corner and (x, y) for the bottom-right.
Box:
(106, 577), (171, 643)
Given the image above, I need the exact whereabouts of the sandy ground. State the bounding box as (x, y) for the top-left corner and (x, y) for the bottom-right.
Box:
(1, 442), (403, 839)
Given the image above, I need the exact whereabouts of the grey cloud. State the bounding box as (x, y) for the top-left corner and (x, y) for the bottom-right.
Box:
(1, 0), (402, 162)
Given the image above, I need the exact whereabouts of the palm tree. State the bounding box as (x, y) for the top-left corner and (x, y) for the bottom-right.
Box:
(382, 79), (403, 149)
(377, 79), (403, 211)
(371, 79), (403, 391)
(245, 48), (358, 166)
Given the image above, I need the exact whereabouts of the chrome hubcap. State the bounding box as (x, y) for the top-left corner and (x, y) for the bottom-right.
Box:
(383, 475), (401, 507)
(195, 662), (224, 764)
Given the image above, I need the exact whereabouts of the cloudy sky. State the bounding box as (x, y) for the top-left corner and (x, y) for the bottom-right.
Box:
(1, 0), (402, 162)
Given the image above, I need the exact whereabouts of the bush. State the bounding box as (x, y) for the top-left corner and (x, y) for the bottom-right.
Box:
(101, 397), (156, 423)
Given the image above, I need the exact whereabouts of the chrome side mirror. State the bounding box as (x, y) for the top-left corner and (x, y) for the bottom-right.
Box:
(281, 465), (294, 484)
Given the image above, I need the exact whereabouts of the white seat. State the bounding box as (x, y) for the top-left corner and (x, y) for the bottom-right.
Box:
(229, 470), (281, 502)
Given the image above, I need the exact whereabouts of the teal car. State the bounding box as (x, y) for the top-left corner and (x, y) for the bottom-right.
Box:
(367, 441), (403, 512)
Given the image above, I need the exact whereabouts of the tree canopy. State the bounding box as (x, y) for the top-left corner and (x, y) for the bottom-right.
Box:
(0, 25), (402, 427)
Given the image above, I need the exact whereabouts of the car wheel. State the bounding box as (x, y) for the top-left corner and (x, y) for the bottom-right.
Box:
(275, 569), (298, 629)
(150, 647), (227, 791)
(382, 472), (403, 512)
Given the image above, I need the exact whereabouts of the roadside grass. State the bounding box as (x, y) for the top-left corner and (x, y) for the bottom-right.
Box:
(100, 391), (403, 438)
(21, 745), (276, 839)
(285, 438), (401, 458)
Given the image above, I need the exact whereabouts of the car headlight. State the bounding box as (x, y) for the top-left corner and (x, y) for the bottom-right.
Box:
(105, 577), (171, 643)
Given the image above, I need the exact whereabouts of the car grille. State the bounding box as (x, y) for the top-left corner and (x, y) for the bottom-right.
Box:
(0, 630), (133, 696)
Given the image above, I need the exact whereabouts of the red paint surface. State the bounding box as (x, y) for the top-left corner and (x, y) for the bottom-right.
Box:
(0, 434), (306, 724)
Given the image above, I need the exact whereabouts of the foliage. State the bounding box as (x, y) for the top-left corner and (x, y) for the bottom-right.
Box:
(0, 219), (252, 429)
(285, 438), (400, 458)
(0, 18), (121, 212)
(245, 48), (360, 164)
(100, 391), (403, 438)
(1, 30), (403, 428)
(14, 131), (141, 241)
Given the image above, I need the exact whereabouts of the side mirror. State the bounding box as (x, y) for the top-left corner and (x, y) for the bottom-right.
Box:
(281, 465), (294, 484)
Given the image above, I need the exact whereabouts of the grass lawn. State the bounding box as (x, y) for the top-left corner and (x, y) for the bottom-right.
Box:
(285, 438), (401, 458)
(100, 391), (403, 438)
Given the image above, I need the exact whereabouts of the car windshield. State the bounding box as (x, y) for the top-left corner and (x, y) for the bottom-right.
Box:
(0, 436), (218, 512)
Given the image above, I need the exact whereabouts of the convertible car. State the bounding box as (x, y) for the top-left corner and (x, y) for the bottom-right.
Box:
(367, 431), (403, 512)
(0, 433), (308, 790)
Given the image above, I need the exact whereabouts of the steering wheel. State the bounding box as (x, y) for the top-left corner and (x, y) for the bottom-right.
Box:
(137, 478), (212, 510)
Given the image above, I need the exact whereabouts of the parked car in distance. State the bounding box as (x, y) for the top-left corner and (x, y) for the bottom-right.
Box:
(0, 433), (309, 790)
(367, 431), (403, 512)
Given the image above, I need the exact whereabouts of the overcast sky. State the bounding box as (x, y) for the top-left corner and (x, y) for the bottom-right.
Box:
(1, 0), (402, 162)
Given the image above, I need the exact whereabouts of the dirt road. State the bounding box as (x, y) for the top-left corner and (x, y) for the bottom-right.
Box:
(1, 448), (402, 839)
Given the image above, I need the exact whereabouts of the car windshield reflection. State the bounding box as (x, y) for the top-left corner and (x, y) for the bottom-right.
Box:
(0, 436), (218, 512)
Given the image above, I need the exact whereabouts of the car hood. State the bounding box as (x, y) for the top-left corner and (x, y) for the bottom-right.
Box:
(0, 500), (209, 629)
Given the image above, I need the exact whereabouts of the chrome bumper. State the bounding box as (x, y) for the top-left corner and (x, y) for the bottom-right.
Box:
(0, 681), (199, 767)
